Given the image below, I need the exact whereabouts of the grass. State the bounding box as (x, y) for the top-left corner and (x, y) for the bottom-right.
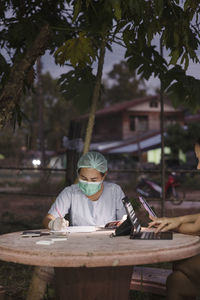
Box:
(182, 173), (200, 190)
(0, 213), (55, 300)
(0, 261), (33, 300)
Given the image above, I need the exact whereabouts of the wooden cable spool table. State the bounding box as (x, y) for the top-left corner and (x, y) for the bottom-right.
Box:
(0, 229), (200, 300)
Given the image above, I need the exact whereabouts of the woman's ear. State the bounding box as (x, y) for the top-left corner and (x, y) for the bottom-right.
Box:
(103, 171), (108, 180)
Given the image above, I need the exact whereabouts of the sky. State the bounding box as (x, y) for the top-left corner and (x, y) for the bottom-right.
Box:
(42, 42), (200, 95)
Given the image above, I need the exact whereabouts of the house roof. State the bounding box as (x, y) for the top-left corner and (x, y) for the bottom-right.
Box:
(184, 113), (200, 123)
(89, 130), (161, 154)
(106, 133), (162, 154)
(77, 95), (171, 120)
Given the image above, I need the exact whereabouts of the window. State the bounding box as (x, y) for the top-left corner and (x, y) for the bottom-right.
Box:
(138, 116), (148, 131)
(129, 115), (148, 131)
(129, 116), (135, 131)
(164, 116), (177, 128)
(150, 100), (158, 108)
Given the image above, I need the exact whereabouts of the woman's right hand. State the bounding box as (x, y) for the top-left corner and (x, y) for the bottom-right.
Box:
(148, 215), (182, 233)
(48, 217), (69, 231)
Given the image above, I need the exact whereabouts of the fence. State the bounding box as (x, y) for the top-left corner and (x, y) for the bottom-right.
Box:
(0, 166), (199, 197)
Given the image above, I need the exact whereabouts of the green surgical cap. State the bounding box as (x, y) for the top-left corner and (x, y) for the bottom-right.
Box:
(77, 151), (108, 173)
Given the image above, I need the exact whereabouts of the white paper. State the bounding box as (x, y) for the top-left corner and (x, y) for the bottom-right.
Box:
(51, 238), (67, 242)
(36, 240), (54, 245)
(66, 226), (97, 233)
(51, 226), (97, 233)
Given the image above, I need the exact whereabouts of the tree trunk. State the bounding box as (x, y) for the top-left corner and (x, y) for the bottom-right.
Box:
(83, 39), (106, 154)
(26, 266), (54, 300)
(0, 24), (51, 128)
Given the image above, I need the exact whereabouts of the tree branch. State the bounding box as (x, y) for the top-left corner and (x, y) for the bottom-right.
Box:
(0, 23), (52, 128)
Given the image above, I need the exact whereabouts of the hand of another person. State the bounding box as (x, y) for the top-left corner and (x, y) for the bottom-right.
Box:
(105, 215), (127, 229)
(48, 217), (69, 231)
(148, 215), (182, 233)
(117, 214), (127, 226)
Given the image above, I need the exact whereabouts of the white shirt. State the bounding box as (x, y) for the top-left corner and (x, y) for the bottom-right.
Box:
(48, 181), (126, 226)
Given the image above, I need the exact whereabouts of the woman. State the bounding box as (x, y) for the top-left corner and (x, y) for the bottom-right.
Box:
(43, 151), (126, 230)
(148, 139), (200, 300)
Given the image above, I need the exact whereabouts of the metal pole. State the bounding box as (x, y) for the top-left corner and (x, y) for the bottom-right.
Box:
(37, 57), (45, 167)
(160, 38), (165, 216)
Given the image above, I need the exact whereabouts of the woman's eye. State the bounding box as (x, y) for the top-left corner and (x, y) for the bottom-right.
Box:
(81, 178), (88, 181)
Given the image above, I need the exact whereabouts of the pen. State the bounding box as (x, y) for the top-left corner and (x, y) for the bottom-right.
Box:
(56, 206), (63, 218)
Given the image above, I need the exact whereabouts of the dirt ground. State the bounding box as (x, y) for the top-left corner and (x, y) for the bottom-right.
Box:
(0, 194), (54, 218)
(0, 194), (54, 234)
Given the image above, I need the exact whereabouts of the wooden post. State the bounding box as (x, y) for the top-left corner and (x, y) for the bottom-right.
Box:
(26, 266), (54, 300)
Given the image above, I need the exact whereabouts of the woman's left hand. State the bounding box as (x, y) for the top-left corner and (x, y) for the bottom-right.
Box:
(148, 215), (181, 233)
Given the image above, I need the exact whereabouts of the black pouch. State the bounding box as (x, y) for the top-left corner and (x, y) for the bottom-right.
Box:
(111, 218), (133, 237)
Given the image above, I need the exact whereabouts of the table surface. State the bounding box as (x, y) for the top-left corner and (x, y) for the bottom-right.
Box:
(0, 229), (200, 268)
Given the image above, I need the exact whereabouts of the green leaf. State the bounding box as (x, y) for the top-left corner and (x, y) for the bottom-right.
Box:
(147, 27), (154, 46)
(58, 66), (97, 113)
(72, 0), (82, 22)
(169, 49), (180, 65)
(173, 31), (180, 47)
(122, 24), (132, 46)
(180, 53), (189, 71)
(128, 0), (142, 16)
(111, 0), (122, 20)
(166, 72), (200, 112)
(154, 0), (164, 16)
(86, 0), (91, 8)
(54, 32), (96, 67)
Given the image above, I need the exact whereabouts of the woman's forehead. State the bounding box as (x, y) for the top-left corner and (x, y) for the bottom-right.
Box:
(79, 168), (101, 176)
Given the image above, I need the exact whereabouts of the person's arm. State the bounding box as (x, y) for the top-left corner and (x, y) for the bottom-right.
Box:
(176, 213), (200, 224)
(148, 213), (200, 234)
(43, 213), (55, 229)
(115, 185), (127, 220)
(177, 215), (200, 235)
(43, 187), (72, 230)
(43, 213), (69, 230)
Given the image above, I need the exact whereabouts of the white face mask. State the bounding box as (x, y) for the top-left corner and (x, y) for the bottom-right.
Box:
(78, 179), (102, 196)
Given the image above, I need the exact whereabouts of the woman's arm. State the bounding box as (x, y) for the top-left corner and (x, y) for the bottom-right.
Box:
(43, 214), (55, 229)
(44, 187), (72, 229)
(148, 213), (200, 234)
(178, 213), (200, 224)
(177, 215), (200, 235)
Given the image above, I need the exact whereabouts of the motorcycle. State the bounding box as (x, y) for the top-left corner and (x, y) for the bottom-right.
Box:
(136, 172), (185, 205)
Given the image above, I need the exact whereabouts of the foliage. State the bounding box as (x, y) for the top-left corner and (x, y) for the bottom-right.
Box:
(0, 0), (72, 127)
(34, 73), (77, 150)
(0, 261), (33, 299)
(184, 122), (200, 152)
(55, 32), (97, 67)
(1, 0), (200, 127)
(163, 66), (200, 112)
(182, 173), (200, 190)
(0, 126), (24, 157)
(123, 1), (200, 111)
(165, 122), (200, 156)
(165, 123), (186, 157)
(0, 72), (78, 160)
(102, 60), (147, 105)
(58, 66), (97, 113)
(31, 72), (78, 151)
